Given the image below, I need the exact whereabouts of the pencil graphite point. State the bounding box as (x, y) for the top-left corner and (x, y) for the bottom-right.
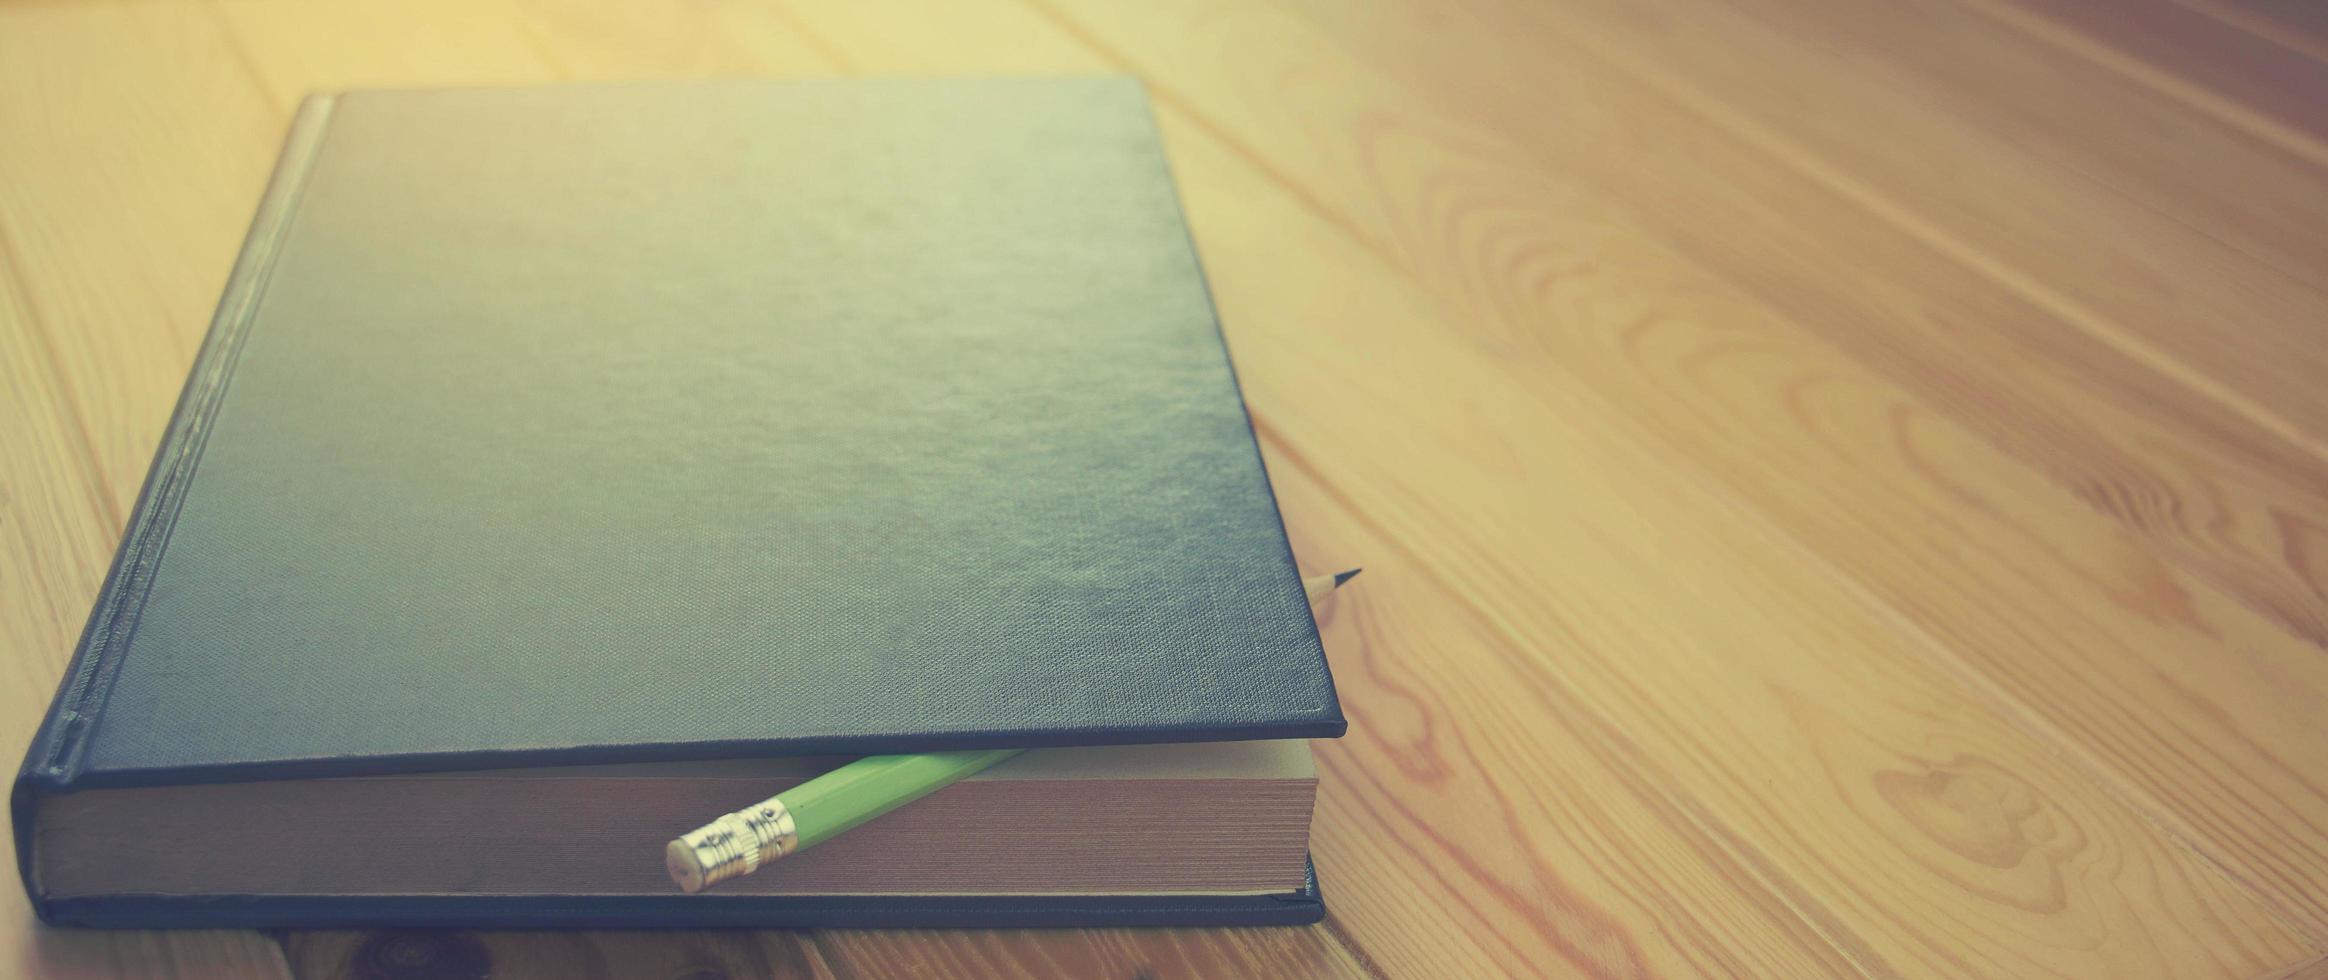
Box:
(1301, 568), (1365, 605)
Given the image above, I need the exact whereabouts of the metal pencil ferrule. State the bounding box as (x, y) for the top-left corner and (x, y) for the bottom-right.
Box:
(666, 797), (796, 893)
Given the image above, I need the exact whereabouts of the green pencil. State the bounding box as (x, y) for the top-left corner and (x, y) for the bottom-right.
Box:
(666, 748), (1018, 893)
(666, 568), (1362, 893)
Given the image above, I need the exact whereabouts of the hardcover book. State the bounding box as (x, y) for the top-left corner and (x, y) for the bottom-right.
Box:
(14, 77), (1341, 928)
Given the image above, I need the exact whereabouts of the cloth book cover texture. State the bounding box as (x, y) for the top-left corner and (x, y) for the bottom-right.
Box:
(16, 77), (1338, 927)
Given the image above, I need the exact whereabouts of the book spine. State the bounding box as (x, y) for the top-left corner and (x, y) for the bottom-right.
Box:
(12, 93), (338, 913)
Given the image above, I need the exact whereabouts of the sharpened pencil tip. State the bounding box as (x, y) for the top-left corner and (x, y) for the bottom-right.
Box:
(1332, 568), (1363, 587)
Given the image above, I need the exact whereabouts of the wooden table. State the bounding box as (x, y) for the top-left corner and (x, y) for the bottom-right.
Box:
(6, 1), (2328, 977)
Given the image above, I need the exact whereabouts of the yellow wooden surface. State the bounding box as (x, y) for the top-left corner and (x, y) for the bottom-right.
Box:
(4, 0), (2327, 977)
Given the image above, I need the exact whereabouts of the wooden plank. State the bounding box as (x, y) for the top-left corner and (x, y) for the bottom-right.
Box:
(1169, 125), (2318, 978)
(1155, 0), (2328, 940)
(0, 280), (108, 734)
(810, 929), (1371, 979)
(1421, 0), (2328, 511)
(505, 0), (840, 79)
(2180, 0), (2328, 62)
(0, 0), (286, 517)
(1675, 0), (2328, 295)
(1026, 0), (2327, 974)
(2266, 950), (2328, 980)
(1971, 0), (2328, 152)
(1434, 0), (2328, 650)
(214, 0), (561, 95)
(783, 0), (1106, 74)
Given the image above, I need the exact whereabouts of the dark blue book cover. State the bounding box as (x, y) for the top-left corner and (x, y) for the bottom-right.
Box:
(16, 78), (1338, 928)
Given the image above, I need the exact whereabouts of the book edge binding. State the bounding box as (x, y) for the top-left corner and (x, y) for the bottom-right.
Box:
(36, 862), (1326, 930)
(11, 93), (342, 919)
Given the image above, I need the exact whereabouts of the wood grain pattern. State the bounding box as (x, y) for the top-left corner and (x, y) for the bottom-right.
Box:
(1218, 0), (2328, 938)
(807, 928), (1371, 979)
(1976, 0), (2328, 151)
(1098, 61), (2312, 973)
(3, 0), (2327, 976)
(2181, 0), (2328, 63)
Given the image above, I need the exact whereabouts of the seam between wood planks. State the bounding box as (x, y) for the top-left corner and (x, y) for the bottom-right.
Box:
(1950, 0), (2328, 169)
(1481, 0), (2328, 474)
